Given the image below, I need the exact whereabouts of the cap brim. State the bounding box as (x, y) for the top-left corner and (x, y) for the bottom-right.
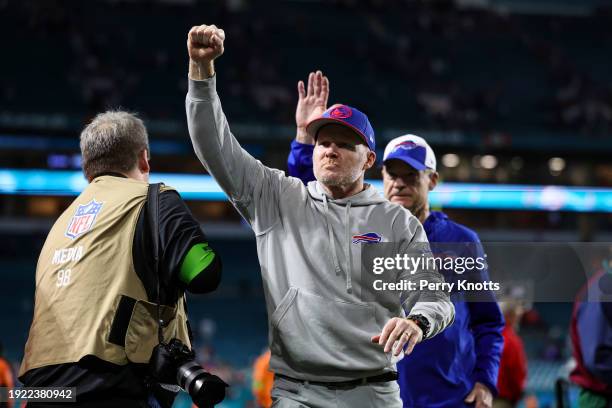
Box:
(306, 117), (371, 149)
(383, 152), (428, 171)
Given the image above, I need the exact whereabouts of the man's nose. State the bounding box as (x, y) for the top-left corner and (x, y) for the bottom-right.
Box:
(324, 144), (339, 157)
(393, 177), (407, 189)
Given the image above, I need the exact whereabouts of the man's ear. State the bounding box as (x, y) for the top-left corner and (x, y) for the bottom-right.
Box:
(363, 150), (376, 171)
(139, 149), (150, 175)
(428, 171), (439, 191)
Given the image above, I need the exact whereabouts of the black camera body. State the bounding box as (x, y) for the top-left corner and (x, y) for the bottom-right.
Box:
(150, 338), (228, 408)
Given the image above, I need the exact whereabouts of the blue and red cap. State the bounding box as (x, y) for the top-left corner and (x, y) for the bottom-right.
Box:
(306, 104), (375, 151)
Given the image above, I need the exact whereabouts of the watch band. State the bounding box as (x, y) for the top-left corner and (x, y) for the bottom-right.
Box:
(407, 314), (431, 338)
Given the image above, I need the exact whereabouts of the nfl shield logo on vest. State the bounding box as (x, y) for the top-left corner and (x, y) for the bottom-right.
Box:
(65, 199), (104, 239)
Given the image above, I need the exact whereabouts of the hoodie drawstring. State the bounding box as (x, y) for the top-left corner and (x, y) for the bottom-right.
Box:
(323, 196), (353, 292)
(345, 201), (352, 292)
(323, 195), (342, 276)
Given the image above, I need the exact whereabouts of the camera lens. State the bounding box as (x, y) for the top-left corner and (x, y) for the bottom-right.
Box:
(177, 361), (207, 394)
(177, 361), (227, 407)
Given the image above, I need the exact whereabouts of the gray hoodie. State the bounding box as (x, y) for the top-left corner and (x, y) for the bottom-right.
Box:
(186, 76), (454, 381)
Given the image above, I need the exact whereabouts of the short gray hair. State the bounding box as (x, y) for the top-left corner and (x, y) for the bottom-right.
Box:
(80, 110), (149, 181)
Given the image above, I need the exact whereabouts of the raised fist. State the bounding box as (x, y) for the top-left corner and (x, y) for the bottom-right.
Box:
(187, 24), (225, 65)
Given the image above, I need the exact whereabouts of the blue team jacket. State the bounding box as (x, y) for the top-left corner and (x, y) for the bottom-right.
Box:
(288, 140), (505, 407)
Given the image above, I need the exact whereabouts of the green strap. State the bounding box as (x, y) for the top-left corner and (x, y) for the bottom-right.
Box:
(579, 388), (610, 408)
(179, 243), (216, 284)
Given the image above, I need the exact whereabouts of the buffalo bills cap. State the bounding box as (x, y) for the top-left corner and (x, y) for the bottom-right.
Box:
(306, 104), (375, 151)
(383, 134), (437, 171)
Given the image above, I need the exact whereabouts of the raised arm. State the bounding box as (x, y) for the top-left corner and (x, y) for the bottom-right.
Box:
(287, 71), (329, 183)
(186, 24), (285, 231)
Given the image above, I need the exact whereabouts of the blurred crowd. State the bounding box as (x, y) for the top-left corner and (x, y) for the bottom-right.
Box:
(2, 0), (612, 137)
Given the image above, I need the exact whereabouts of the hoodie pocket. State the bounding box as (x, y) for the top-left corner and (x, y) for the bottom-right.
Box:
(270, 287), (391, 373)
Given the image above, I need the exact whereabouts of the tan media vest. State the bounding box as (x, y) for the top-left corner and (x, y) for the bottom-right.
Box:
(20, 176), (191, 376)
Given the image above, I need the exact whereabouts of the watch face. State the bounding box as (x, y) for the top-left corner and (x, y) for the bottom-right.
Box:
(409, 315), (430, 336)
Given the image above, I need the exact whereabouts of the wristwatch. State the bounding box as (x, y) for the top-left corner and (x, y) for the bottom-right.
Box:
(407, 314), (431, 338)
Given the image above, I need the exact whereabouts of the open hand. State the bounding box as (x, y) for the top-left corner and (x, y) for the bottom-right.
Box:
(295, 70), (329, 143)
(371, 317), (423, 357)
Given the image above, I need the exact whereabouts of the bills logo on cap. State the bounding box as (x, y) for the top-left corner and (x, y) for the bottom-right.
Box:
(65, 199), (104, 239)
(329, 105), (353, 119)
(392, 141), (418, 153)
(352, 232), (382, 244)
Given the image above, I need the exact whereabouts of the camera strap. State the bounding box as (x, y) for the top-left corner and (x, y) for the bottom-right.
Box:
(147, 182), (166, 345)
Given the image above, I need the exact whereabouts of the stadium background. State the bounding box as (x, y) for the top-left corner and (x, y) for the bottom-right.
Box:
(1, 0), (612, 406)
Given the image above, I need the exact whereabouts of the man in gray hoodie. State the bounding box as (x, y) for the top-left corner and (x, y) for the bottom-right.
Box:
(185, 24), (455, 407)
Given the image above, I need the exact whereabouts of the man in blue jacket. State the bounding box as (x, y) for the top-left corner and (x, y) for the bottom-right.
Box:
(288, 71), (505, 408)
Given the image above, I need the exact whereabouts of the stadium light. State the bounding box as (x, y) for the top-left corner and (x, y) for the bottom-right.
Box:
(480, 155), (498, 170)
(549, 157), (566, 176)
(441, 153), (460, 168)
(1, 169), (612, 213)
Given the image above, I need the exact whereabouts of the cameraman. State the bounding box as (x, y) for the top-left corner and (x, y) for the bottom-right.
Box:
(19, 111), (222, 408)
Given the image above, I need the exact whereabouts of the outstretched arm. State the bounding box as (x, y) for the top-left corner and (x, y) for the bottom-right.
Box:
(372, 220), (455, 357)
